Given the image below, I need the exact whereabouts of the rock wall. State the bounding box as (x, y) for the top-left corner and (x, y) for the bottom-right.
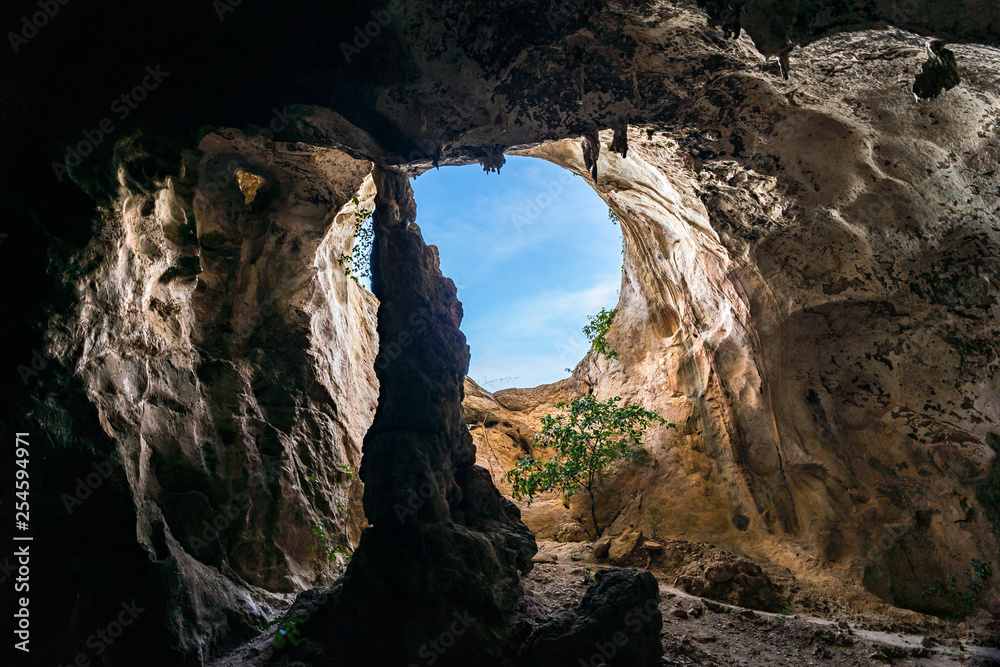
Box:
(261, 168), (536, 666)
(38, 130), (381, 662)
(472, 31), (1000, 616)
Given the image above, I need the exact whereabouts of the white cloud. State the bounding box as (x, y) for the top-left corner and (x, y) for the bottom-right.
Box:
(502, 277), (620, 338)
(413, 158), (623, 389)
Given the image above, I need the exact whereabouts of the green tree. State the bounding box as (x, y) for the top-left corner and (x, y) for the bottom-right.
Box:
(583, 307), (618, 360)
(505, 395), (675, 539)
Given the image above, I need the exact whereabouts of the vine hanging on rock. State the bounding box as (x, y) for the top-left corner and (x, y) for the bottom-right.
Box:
(337, 196), (374, 283)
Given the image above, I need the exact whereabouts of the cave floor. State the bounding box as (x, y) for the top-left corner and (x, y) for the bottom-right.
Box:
(528, 540), (1000, 666)
(212, 537), (1000, 666)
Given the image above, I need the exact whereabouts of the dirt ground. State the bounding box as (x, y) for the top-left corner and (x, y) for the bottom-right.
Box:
(212, 536), (1000, 666)
(527, 539), (1000, 666)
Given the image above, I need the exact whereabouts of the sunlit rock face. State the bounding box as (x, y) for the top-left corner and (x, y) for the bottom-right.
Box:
(42, 130), (380, 660)
(485, 32), (1000, 616)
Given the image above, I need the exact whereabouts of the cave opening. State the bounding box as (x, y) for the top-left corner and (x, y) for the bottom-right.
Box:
(409, 155), (624, 390)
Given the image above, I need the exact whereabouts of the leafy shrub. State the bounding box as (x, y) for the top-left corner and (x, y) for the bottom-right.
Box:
(921, 558), (995, 618)
(647, 506), (665, 541)
(583, 307), (618, 360)
(309, 523), (349, 570)
(263, 614), (302, 648)
(505, 394), (674, 539)
(305, 467), (356, 573)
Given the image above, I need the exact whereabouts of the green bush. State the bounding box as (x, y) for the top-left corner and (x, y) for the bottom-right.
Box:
(263, 614), (302, 648)
(647, 506), (665, 541)
(583, 307), (618, 360)
(505, 394), (674, 539)
(921, 558), (994, 618)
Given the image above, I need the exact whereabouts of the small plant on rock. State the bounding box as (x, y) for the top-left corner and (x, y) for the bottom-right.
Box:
(309, 523), (349, 571)
(305, 465), (357, 573)
(647, 506), (665, 541)
(583, 307), (618, 360)
(505, 394), (674, 539)
(263, 614), (302, 648)
(921, 558), (995, 618)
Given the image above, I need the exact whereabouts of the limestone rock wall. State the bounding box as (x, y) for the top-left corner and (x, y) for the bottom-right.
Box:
(258, 168), (536, 667)
(491, 32), (1000, 615)
(43, 129), (381, 659)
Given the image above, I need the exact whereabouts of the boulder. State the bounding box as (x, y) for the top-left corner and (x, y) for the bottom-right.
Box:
(674, 554), (785, 612)
(518, 568), (663, 667)
(609, 530), (643, 564)
(556, 522), (592, 543)
(643, 541), (665, 554)
(705, 563), (736, 583)
(593, 535), (613, 560)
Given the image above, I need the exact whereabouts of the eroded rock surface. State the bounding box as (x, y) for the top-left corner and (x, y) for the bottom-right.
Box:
(256, 169), (536, 666)
(35, 130), (381, 662)
(675, 554), (786, 612)
(518, 567), (663, 667)
(511, 31), (1000, 616)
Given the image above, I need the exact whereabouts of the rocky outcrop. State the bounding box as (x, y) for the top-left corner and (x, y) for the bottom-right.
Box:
(675, 554), (785, 612)
(518, 567), (663, 667)
(511, 31), (1000, 615)
(33, 130), (381, 663)
(257, 168), (536, 666)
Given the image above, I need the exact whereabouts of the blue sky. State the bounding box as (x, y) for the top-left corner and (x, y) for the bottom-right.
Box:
(410, 155), (623, 389)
